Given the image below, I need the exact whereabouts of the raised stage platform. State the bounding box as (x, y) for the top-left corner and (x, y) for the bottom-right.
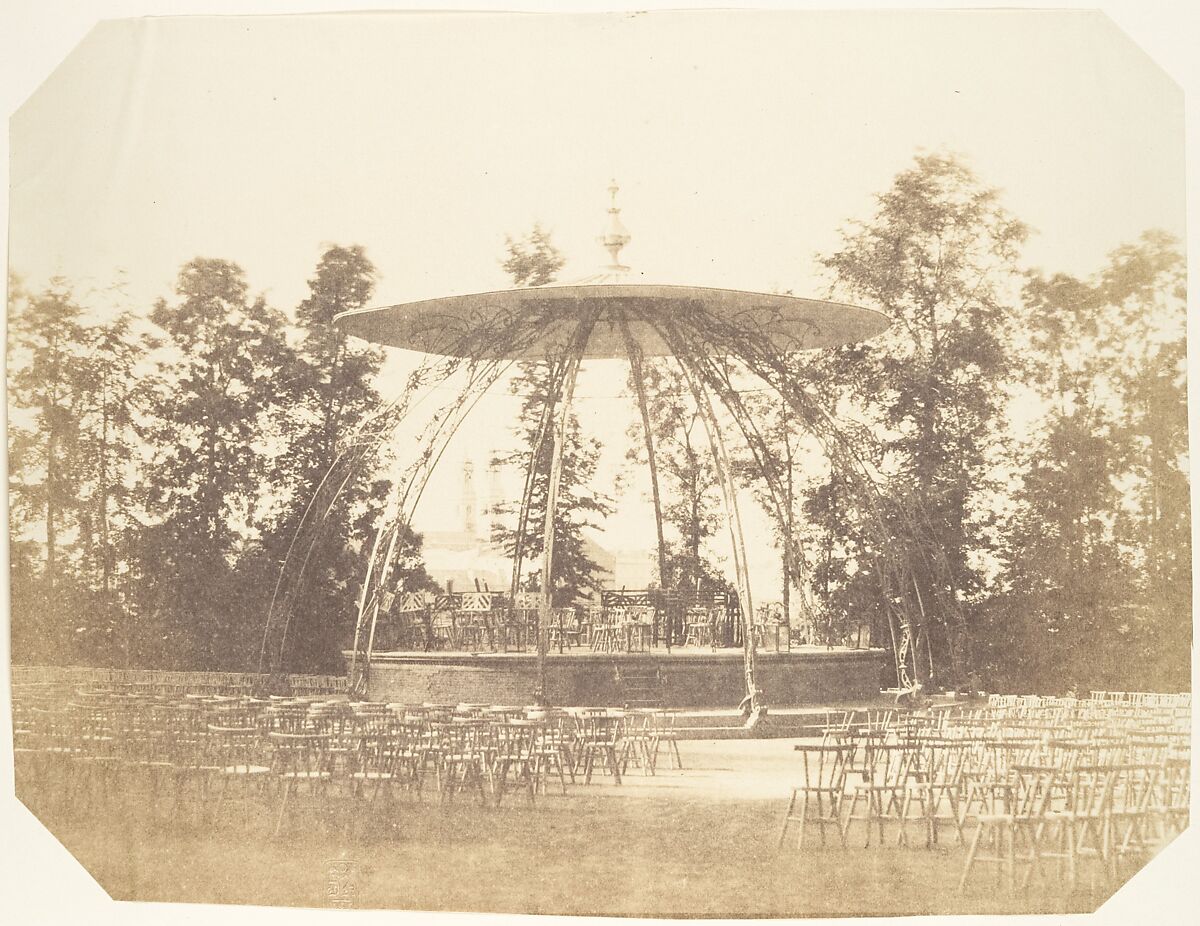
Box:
(359, 645), (888, 708)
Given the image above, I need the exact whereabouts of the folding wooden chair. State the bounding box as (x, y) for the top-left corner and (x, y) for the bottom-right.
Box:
(1157, 752), (1191, 840)
(1108, 763), (1163, 879)
(1019, 762), (1114, 892)
(923, 734), (980, 846)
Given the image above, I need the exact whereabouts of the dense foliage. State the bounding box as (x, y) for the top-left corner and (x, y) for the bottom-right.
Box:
(775, 157), (1188, 692)
(8, 248), (433, 671)
(7, 154), (1189, 693)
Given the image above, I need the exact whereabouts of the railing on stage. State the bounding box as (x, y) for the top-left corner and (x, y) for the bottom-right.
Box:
(369, 586), (776, 655)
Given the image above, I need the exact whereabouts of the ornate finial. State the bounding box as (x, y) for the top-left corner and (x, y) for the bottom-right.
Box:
(600, 179), (631, 271)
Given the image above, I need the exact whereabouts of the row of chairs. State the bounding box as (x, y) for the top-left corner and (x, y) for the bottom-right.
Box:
(1087, 691), (1191, 707)
(987, 692), (1190, 711)
(778, 696), (1190, 897)
(959, 758), (1189, 892)
(13, 689), (685, 839)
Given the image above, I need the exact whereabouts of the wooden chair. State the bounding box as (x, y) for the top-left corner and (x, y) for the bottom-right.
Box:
(412, 716), (449, 793)
(624, 607), (654, 653)
(959, 765), (1060, 892)
(841, 741), (925, 848)
(753, 602), (787, 653)
(1157, 752), (1191, 841)
(162, 703), (219, 827)
(892, 738), (938, 848)
(430, 610), (456, 650)
(438, 719), (490, 804)
(1107, 763), (1164, 880)
(683, 607), (712, 648)
(493, 720), (539, 806)
(617, 710), (659, 776)
(575, 711), (624, 785)
(527, 709), (573, 793)
(208, 723), (272, 829)
(922, 735), (981, 846)
(590, 609), (622, 654)
(779, 742), (854, 848)
(268, 731), (333, 836)
(957, 737), (1040, 832)
(347, 728), (401, 839)
(547, 607), (582, 651)
(119, 702), (179, 826)
(1015, 762), (1111, 892)
(650, 710), (685, 771)
(456, 616), (482, 651)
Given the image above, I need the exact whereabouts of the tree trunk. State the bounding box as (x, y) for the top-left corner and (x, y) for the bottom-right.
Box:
(781, 547), (791, 635)
(45, 427), (58, 606)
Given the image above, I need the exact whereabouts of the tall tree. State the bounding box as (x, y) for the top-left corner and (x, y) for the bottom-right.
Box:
(500, 223), (565, 287)
(140, 258), (294, 669)
(291, 246), (386, 488)
(1100, 233), (1189, 687)
(267, 244), (435, 671)
(7, 281), (91, 662)
(490, 226), (613, 604)
(625, 359), (726, 592)
(71, 312), (158, 662)
(987, 231), (1189, 692)
(815, 153), (1028, 685)
(986, 406), (1134, 690)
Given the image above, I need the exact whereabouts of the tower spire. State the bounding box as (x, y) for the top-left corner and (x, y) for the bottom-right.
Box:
(600, 180), (631, 271)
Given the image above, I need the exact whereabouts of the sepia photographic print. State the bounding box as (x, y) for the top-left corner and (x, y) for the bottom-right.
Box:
(3, 3), (1196, 924)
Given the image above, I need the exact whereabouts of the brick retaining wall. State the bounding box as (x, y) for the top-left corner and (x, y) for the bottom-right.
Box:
(363, 649), (886, 708)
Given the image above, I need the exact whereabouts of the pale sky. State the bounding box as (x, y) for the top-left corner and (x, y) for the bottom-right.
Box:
(6, 8), (1189, 591)
(10, 10), (1184, 308)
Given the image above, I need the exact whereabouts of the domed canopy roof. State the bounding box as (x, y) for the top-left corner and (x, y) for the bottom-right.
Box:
(335, 182), (888, 359)
(335, 282), (889, 359)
